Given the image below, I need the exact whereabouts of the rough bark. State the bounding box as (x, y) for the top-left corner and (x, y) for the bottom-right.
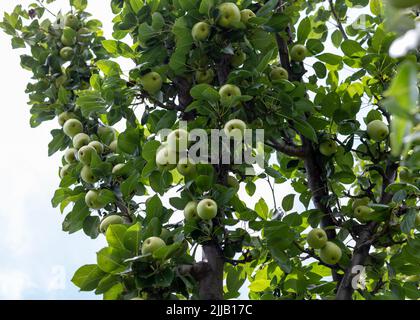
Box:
(198, 244), (225, 300)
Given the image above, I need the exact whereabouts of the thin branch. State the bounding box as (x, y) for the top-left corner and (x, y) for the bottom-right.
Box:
(265, 138), (305, 158)
(328, 0), (348, 40)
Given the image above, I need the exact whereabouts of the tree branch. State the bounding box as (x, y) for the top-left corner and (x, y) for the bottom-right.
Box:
(328, 0), (348, 40)
(265, 138), (305, 158)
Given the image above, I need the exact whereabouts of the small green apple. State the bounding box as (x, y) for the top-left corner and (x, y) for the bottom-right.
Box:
(77, 27), (91, 43)
(88, 141), (104, 154)
(140, 71), (162, 94)
(109, 140), (118, 153)
(177, 158), (196, 177)
(351, 197), (370, 210)
(78, 145), (97, 165)
(416, 213), (420, 226)
(219, 84), (241, 107)
(217, 2), (241, 28)
(388, 0), (420, 9)
(73, 133), (90, 149)
(58, 111), (74, 127)
(365, 109), (382, 124)
(184, 201), (199, 221)
(81, 166), (98, 184)
(60, 47), (74, 61)
(192, 22), (211, 41)
(319, 241), (342, 265)
(354, 205), (374, 222)
(270, 66), (289, 81)
(290, 44), (307, 62)
(60, 164), (72, 179)
(227, 175), (239, 191)
(319, 140), (338, 156)
(85, 190), (104, 209)
(100, 215), (124, 233)
(64, 14), (79, 29)
(97, 126), (116, 145)
(307, 228), (328, 249)
(367, 120), (389, 142)
(64, 148), (78, 164)
(224, 119), (246, 139)
(240, 9), (256, 24)
(156, 147), (177, 171)
(197, 199), (218, 220)
(195, 69), (215, 84)
(61, 26), (77, 46)
(231, 49), (246, 67)
(112, 163), (127, 176)
(167, 129), (189, 153)
(142, 236), (166, 256)
(63, 119), (83, 137)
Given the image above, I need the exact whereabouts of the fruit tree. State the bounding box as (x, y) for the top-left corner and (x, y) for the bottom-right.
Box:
(1, 0), (419, 300)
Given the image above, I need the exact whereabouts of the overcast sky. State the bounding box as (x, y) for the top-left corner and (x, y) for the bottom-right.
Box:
(0, 1), (378, 300)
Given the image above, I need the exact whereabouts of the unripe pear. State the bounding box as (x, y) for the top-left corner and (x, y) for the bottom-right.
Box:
(141, 237), (166, 256)
(58, 111), (75, 127)
(64, 148), (78, 164)
(73, 133), (90, 149)
(240, 9), (256, 24)
(60, 164), (72, 179)
(197, 199), (218, 220)
(367, 120), (389, 142)
(88, 141), (104, 154)
(307, 228), (328, 249)
(78, 145), (97, 165)
(81, 166), (98, 184)
(184, 201), (199, 221)
(63, 119), (83, 137)
(319, 241), (342, 265)
(99, 215), (124, 233)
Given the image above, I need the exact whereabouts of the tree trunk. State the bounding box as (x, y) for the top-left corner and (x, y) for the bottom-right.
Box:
(198, 243), (224, 300)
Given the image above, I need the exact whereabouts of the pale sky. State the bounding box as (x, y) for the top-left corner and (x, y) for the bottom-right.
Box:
(0, 1), (381, 300)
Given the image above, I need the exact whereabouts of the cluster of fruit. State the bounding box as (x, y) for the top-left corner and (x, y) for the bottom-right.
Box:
(58, 113), (123, 209)
(59, 14), (91, 61)
(307, 228), (342, 265)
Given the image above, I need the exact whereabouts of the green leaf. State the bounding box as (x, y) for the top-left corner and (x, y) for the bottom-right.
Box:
(316, 53), (342, 65)
(70, 0), (88, 11)
(245, 181), (256, 196)
(297, 17), (311, 44)
(48, 129), (69, 156)
(97, 247), (129, 273)
(293, 118), (318, 143)
(124, 222), (142, 254)
(255, 198), (269, 220)
(282, 194), (295, 212)
(71, 264), (105, 291)
(106, 224), (128, 250)
(249, 279), (271, 292)
(118, 127), (141, 154)
(256, 48), (275, 73)
(331, 30), (343, 48)
(96, 60), (122, 77)
(76, 91), (107, 117)
(341, 40), (365, 58)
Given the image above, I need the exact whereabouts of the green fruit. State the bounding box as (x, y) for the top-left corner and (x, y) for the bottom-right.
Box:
(60, 47), (74, 61)
(365, 109), (382, 124)
(167, 129), (189, 153)
(88, 141), (104, 154)
(270, 66), (289, 81)
(415, 213), (420, 226)
(354, 205), (374, 222)
(367, 120), (389, 142)
(195, 69), (215, 84)
(290, 44), (307, 62)
(78, 145), (97, 165)
(109, 140), (118, 153)
(63, 119), (83, 137)
(319, 140), (338, 156)
(240, 9), (256, 24)
(197, 199), (218, 220)
(100, 215), (124, 233)
(307, 228), (328, 249)
(319, 242), (342, 265)
(184, 201), (199, 220)
(231, 49), (246, 67)
(388, 0), (420, 9)
(192, 22), (211, 41)
(156, 146), (177, 171)
(224, 119), (246, 139)
(177, 158), (196, 177)
(142, 237), (166, 256)
(77, 27), (91, 43)
(60, 164), (72, 179)
(227, 175), (239, 191)
(219, 84), (241, 107)
(140, 71), (162, 94)
(64, 14), (79, 29)
(217, 2), (241, 28)
(81, 166), (98, 184)
(85, 190), (104, 209)
(151, 12), (165, 30)
(112, 163), (127, 176)
(97, 126), (116, 145)
(61, 27), (77, 46)
(64, 148), (78, 164)
(73, 133), (90, 149)
(351, 197), (370, 210)
(58, 111), (74, 126)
